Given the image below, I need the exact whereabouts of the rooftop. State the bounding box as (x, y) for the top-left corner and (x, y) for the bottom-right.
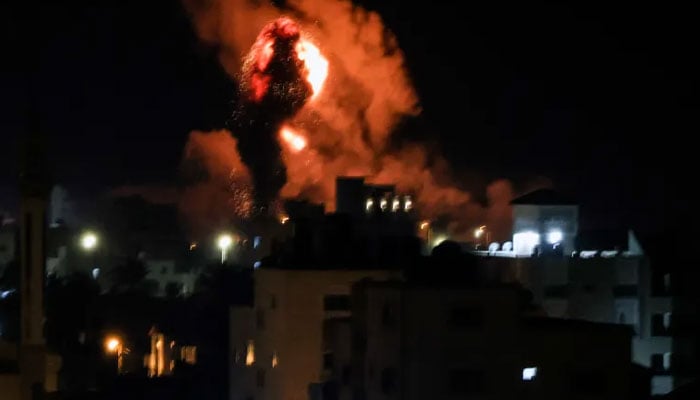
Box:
(510, 188), (577, 206)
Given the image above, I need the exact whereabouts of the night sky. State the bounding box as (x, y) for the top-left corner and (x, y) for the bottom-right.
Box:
(0, 0), (689, 238)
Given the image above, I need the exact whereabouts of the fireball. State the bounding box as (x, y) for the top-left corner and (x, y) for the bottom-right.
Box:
(296, 39), (328, 99)
(280, 126), (307, 153)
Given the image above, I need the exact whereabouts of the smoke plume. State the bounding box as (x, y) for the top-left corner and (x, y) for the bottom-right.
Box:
(179, 130), (253, 236)
(181, 0), (523, 240)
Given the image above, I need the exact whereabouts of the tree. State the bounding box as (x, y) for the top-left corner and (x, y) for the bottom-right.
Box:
(164, 281), (182, 298)
(195, 262), (253, 306)
(109, 257), (148, 294)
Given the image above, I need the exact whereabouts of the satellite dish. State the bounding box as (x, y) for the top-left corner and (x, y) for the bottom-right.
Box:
(502, 241), (513, 252)
(488, 242), (500, 254)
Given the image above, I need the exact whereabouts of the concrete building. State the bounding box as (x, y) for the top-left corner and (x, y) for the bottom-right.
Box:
(0, 223), (16, 270)
(229, 268), (401, 400)
(510, 188), (578, 256)
(317, 280), (633, 400)
(0, 130), (61, 400)
(468, 188), (673, 395)
(144, 258), (197, 297)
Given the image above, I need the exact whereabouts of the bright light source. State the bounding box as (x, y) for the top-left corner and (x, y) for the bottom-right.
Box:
(419, 221), (429, 230)
(522, 367), (537, 381)
(253, 261), (261, 269)
(280, 216), (289, 225)
(92, 268), (100, 280)
(546, 230), (563, 244)
(513, 231), (541, 256)
(217, 234), (233, 250)
(105, 337), (121, 353)
(365, 198), (374, 212)
(474, 229), (483, 238)
(432, 235), (448, 248)
(392, 197), (400, 212)
(80, 232), (98, 250)
(404, 196), (412, 211)
(272, 351), (279, 368)
(246, 340), (255, 366)
(380, 198), (388, 211)
(189, 242), (198, 251)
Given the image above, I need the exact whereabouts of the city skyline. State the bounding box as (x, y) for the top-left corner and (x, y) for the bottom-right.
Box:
(0, 1), (681, 239)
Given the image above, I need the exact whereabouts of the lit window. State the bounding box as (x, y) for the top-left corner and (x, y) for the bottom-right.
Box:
(365, 198), (374, 212)
(254, 261), (261, 269)
(246, 340), (255, 366)
(272, 351), (278, 368)
(180, 346), (197, 364)
(546, 230), (563, 244)
(522, 367), (537, 381)
(380, 198), (388, 211)
(92, 268), (100, 279)
(253, 236), (262, 249)
(404, 196), (412, 211)
(392, 197), (400, 212)
(663, 352), (672, 370)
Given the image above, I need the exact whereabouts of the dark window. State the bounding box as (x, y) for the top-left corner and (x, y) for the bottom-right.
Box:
(381, 367), (397, 395)
(570, 370), (607, 394)
(256, 368), (265, 388)
(651, 313), (671, 336)
(341, 365), (352, 385)
(352, 332), (366, 353)
(613, 285), (638, 297)
(256, 310), (265, 330)
(449, 369), (484, 394)
(382, 303), (396, 328)
(324, 295), (350, 311)
(544, 285), (570, 298)
(651, 354), (665, 372)
(448, 307), (484, 328)
(352, 388), (366, 400)
(323, 352), (334, 370)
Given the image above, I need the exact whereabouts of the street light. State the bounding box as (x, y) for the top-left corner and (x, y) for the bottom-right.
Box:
(104, 335), (123, 374)
(217, 234), (233, 264)
(474, 225), (488, 249)
(80, 231), (98, 251)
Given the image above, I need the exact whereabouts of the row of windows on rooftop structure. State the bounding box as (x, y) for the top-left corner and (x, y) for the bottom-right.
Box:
(365, 195), (412, 213)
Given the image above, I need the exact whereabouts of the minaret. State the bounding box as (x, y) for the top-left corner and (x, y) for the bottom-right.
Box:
(18, 108), (51, 399)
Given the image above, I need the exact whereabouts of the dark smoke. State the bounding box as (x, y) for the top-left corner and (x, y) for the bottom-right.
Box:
(231, 17), (312, 213)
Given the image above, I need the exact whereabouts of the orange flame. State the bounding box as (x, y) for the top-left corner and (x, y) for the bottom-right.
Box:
(295, 39), (328, 99)
(280, 126), (307, 152)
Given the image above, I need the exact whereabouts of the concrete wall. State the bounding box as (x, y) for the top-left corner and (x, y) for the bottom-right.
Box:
(351, 284), (632, 400)
(0, 374), (20, 400)
(512, 204), (578, 255)
(244, 268), (400, 400)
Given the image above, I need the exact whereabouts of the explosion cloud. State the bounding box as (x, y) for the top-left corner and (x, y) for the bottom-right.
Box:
(181, 0), (528, 240)
(179, 130), (254, 236)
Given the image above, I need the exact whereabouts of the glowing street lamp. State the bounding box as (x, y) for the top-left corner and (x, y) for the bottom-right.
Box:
(218, 234), (233, 264)
(80, 231), (98, 251)
(104, 336), (123, 374)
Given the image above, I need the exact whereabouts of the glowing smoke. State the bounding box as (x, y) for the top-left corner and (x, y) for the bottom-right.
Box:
(179, 130), (254, 236)
(181, 0), (521, 239)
